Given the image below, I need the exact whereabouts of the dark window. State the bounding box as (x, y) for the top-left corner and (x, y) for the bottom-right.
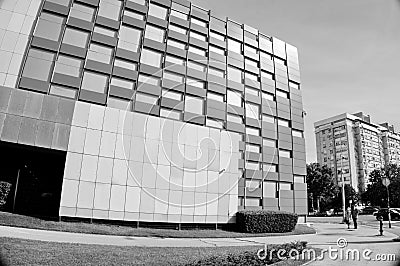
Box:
(22, 49), (55, 81)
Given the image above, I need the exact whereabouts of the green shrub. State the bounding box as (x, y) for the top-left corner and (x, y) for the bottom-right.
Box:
(0, 181), (12, 208)
(236, 210), (298, 233)
(188, 241), (307, 265)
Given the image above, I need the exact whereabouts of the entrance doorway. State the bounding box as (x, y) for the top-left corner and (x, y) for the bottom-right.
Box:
(0, 141), (66, 219)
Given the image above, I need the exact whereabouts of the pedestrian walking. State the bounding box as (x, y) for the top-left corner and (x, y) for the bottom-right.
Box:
(351, 206), (359, 229)
(345, 207), (352, 229)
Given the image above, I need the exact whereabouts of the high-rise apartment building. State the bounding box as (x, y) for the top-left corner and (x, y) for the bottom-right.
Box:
(315, 112), (399, 192)
(0, 0), (306, 225)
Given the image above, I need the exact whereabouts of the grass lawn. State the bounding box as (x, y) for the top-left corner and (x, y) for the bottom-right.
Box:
(0, 212), (315, 238)
(0, 237), (317, 266)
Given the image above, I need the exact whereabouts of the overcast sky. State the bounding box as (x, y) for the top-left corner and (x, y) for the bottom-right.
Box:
(191, 0), (400, 162)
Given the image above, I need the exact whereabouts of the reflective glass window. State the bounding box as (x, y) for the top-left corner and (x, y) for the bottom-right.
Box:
(227, 90), (242, 107)
(263, 138), (276, 147)
(148, 3), (168, 19)
(245, 58), (258, 68)
(206, 119), (224, 129)
(294, 175), (305, 183)
(169, 24), (187, 34)
(227, 114), (243, 124)
(246, 180), (260, 189)
(87, 43), (113, 64)
(136, 93), (158, 105)
(138, 74), (160, 86)
(289, 81), (300, 90)
(22, 49), (55, 81)
(227, 39), (241, 53)
(34, 12), (64, 41)
(262, 92), (274, 101)
(110, 77), (134, 90)
(279, 150), (292, 158)
(165, 55), (185, 66)
(94, 26), (116, 37)
(190, 31), (207, 41)
(114, 59), (137, 70)
(172, 2), (189, 14)
(190, 17), (207, 27)
(124, 10), (145, 20)
(276, 90), (289, 99)
(53, 55), (82, 77)
(245, 103), (259, 119)
(81, 72), (109, 93)
(246, 127), (260, 136)
(292, 130), (304, 138)
(261, 71), (273, 80)
(145, 25), (165, 42)
(140, 49), (162, 67)
(227, 66), (242, 83)
(244, 45), (257, 54)
(49, 85), (77, 99)
(260, 51), (272, 60)
(118, 26), (142, 51)
(170, 10), (187, 20)
(207, 92), (224, 102)
(62, 28), (89, 47)
(245, 86), (259, 96)
(163, 71), (184, 83)
(186, 77), (205, 89)
(187, 61), (206, 72)
(185, 95), (203, 114)
(162, 89), (182, 100)
(209, 45), (224, 55)
(69, 3), (95, 22)
(277, 118), (290, 127)
(167, 39), (186, 49)
(245, 72), (258, 81)
(188, 46), (206, 56)
(160, 108), (181, 120)
(246, 144), (260, 153)
(263, 181), (276, 198)
(209, 31), (225, 41)
(263, 164), (277, 172)
(208, 67), (225, 78)
(246, 161), (260, 170)
(280, 182), (292, 190)
(262, 115), (275, 123)
(98, 0), (121, 20)
(108, 97), (132, 110)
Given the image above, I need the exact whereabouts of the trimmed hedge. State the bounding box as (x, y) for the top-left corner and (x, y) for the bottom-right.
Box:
(236, 210), (298, 233)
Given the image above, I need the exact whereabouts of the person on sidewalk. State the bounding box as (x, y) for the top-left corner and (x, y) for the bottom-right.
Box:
(351, 206), (359, 229)
(345, 207), (352, 229)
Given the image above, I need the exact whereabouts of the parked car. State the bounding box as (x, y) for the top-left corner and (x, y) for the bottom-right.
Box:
(374, 208), (400, 221)
(361, 206), (380, 215)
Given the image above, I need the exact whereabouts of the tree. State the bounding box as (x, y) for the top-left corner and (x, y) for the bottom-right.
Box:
(362, 164), (400, 208)
(306, 163), (339, 213)
(330, 184), (360, 211)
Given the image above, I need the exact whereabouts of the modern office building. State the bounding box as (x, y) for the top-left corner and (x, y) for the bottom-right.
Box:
(315, 112), (399, 192)
(0, 0), (306, 225)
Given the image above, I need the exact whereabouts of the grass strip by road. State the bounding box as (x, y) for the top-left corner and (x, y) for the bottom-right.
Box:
(0, 237), (316, 266)
(0, 212), (315, 238)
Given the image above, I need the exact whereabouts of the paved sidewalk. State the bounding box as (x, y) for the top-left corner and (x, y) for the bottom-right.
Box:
(0, 223), (399, 265)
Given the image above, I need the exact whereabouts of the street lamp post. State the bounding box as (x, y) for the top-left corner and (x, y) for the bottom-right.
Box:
(340, 156), (346, 222)
(382, 177), (391, 229)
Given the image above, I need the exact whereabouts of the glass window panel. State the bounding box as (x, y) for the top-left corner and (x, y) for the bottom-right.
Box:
(208, 67), (225, 78)
(207, 92), (224, 102)
(22, 49), (55, 81)
(114, 59), (137, 70)
(185, 95), (203, 114)
(277, 119), (290, 127)
(260, 51), (272, 60)
(98, 0), (121, 20)
(190, 31), (207, 41)
(163, 71), (184, 83)
(118, 26), (142, 51)
(262, 115), (275, 123)
(53, 55), (82, 77)
(206, 119), (224, 129)
(280, 183), (292, 190)
(245, 86), (259, 96)
(227, 39), (241, 53)
(136, 93), (158, 105)
(289, 81), (300, 90)
(62, 28), (89, 47)
(245, 102), (259, 119)
(227, 66), (242, 83)
(190, 17), (207, 27)
(186, 77), (205, 89)
(244, 45), (257, 54)
(130, 0), (145, 4)
(160, 108), (181, 120)
(210, 16), (225, 29)
(245, 198), (261, 207)
(148, 3), (168, 19)
(34, 12), (64, 41)
(165, 55), (185, 66)
(209, 45), (224, 55)
(162, 89), (182, 100)
(50, 0), (71, 5)
(124, 10), (145, 20)
(276, 90), (289, 98)
(187, 61), (206, 72)
(279, 150), (291, 158)
(172, 2), (189, 13)
(94, 26), (116, 37)
(144, 25), (165, 43)
(292, 130), (304, 138)
(263, 181), (276, 198)
(294, 175), (305, 183)
(69, 3), (95, 22)
(167, 39), (186, 49)
(87, 43), (113, 64)
(108, 97), (132, 110)
(227, 114), (242, 124)
(138, 74), (160, 86)
(245, 58), (258, 68)
(246, 144), (260, 153)
(81, 72), (108, 93)
(275, 57), (286, 65)
(262, 92), (274, 101)
(246, 161), (260, 170)
(140, 49), (162, 67)
(210, 31), (225, 41)
(169, 24), (187, 34)
(246, 127), (260, 136)
(245, 72), (258, 81)
(263, 163), (277, 172)
(110, 77), (134, 90)
(246, 180), (261, 189)
(170, 10), (188, 20)
(49, 85), (77, 99)
(188, 46), (206, 56)
(263, 138), (276, 147)
(227, 90), (242, 107)
(261, 71), (273, 80)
